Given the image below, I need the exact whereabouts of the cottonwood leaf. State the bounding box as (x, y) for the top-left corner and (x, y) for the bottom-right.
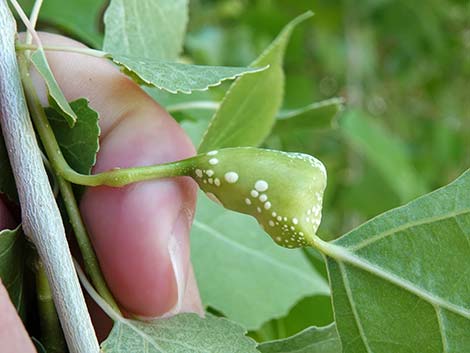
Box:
(191, 193), (329, 330)
(0, 226), (27, 318)
(0, 132), (17, 202)
(19, 0), (106, 47)
(273, 97), (344, 133)
(104, 0), (188, 61)
(340, 109), (426, 202)
(258, 323), (341, 353)
(198, 12), (313, 152)
(46, 98), (100, 175)
(109, 55), (266, 94)
(322, 169), (470, 352)
(30, 49), (77, 127)
(101, 313), (258, 353)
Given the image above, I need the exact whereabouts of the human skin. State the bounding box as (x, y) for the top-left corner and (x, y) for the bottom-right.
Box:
(0, 33), (203, 350)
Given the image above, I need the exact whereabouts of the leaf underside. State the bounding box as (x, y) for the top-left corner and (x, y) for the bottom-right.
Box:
(258, 323), (341, 353)
(110, 55), (266, 94)
(103, 0), (188, 61)
(326, 169), (470, 353)
(101, 313), (258, 353)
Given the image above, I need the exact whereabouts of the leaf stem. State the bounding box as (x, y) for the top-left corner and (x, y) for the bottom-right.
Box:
(36, 261), (67, 353)
(15, 43), (108, 58)
(74, 259), (122, 322)
(57, 176), (121, 313)
(25, 0), (42, 50)
(8, 0), (42, 47)
(18, 52), (121, 313)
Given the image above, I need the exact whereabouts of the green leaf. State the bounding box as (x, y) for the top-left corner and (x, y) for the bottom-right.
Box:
(0, 133), (18, 202)
(0, 226), (27, 317)
(103, 0), (188, 60)
(321, 169), (470, 352)
(19, 0), (106, 47)
(198, 12), (313, 153)
(340, 109), (426, 202)
(191, 193), (329, 330)
(109, 55), (267, 94)
(46, 98), (100, 175)
(101, 313), (258, 353)
(273, 97), (344, 134)
(258, 323), (341, 353)
(30, 49), (77, 127)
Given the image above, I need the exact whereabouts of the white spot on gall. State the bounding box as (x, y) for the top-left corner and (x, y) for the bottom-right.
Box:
(245, 198), (251, 205)
(214, 178), (221, 186)
(209, 158), (219, 165)
(255, 180), (269, 192)
(264, 202), (271, 210)
(250, 190), (259, 198)
(259, 194), (268, 202)
(257, 207), (262, 213)
(195, 169), (203, 178)
(269, 220), (275, 227)
(224, 172), (239, 183)
(206, 169), (214, 177)
(293, 218), (298, 225)
(207, 150), (218, 156)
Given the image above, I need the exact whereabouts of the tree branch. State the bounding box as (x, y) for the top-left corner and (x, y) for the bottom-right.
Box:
(0, 2), (99, 352)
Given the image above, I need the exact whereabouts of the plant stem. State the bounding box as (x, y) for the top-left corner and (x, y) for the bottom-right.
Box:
(0, 2), (99, 352)
(36, 261), (67, 353)
(75, 259), (122, 322)
(19, 52), (121, 313)
(16, 43), (108, 58)
(57, 176), (121, 313)
(25, 0), (42, 46)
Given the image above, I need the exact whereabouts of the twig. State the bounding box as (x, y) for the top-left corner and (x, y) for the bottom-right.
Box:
(0, 2), (99, 352)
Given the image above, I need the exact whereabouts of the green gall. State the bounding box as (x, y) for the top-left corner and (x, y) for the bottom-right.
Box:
(189, 147), (327, 248)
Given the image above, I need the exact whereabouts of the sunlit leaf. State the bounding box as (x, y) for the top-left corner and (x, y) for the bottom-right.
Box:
(104, 0), (188, 60)
(30, 49), (77, 127)
(322, 169), (470, 352)
(198, 12), (314, 152)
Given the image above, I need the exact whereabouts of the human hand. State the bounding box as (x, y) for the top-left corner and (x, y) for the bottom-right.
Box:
(0, 32), (203, 351)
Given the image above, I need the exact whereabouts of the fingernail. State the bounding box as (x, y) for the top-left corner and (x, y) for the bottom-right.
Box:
(137, 208), (193, 320)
